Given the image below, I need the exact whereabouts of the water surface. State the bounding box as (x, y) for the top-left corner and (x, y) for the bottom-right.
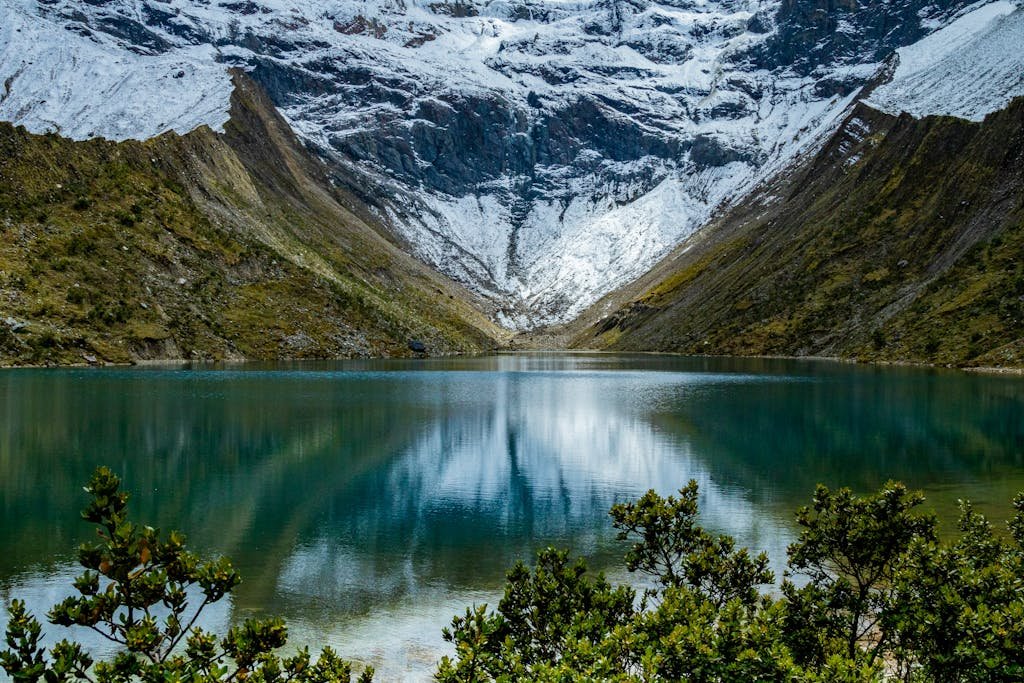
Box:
(1, 354), (1022, 679)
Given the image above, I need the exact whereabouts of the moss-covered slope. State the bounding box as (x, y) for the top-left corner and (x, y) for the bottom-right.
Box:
(0, 73), (503, 365)
(576, 98), (1024, 367)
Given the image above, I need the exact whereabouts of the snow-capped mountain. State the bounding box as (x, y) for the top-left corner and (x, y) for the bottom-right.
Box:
(864, 0), (1024, 121)
(1, 0), (1021, 329)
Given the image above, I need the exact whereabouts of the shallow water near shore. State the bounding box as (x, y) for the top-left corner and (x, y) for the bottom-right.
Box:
(2, 354), (1023, 680)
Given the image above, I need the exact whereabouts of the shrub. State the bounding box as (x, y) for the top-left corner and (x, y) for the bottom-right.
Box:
(0, 467), (372, 683)
(610, 480), (772, 608)
(440, 482), (1024, 682)
(87, 300), (130, 326)
(66, 286), (89, 305)
(781, 482), (936, 668)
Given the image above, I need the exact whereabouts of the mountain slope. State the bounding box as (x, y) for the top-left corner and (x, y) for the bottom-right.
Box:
(574, 97), (1024, 366)
(864, 1), (1024, 121)
(0, 73), (502, 365)
(2, 0), (1004, 329)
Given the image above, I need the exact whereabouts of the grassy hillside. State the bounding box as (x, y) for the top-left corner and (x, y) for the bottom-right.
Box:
(0, 73), (503, 365)
(576, 99), (1024, 368)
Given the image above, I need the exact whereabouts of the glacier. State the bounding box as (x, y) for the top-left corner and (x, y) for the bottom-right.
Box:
(1, 0), (1021, 329)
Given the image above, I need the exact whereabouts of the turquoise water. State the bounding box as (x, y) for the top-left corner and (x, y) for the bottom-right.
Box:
(1, 354), (1022, 679)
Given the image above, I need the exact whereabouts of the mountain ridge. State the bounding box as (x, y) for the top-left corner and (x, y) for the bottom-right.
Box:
(1, 0), (1023, 365)
(6, 0), (1018, 330)
(0, 71), (503, 364)
(572, 96), (1024, 366)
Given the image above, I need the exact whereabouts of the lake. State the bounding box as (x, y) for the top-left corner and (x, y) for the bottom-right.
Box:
(1, 354), (1023, 680)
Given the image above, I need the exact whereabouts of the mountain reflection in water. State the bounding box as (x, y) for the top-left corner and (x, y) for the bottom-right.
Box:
(1, 355), (1022, 679)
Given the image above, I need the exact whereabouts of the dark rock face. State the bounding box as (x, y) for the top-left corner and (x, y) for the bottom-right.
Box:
(140, 4), (211, 45)
(329, 93), (688, 198)
(48, 6), (172, 54)
(744, 0), (972, 74)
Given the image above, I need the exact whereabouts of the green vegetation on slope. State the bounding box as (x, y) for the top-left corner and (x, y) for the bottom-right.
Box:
(0, 73), (501, 365)
(579, 99), (1024, 367)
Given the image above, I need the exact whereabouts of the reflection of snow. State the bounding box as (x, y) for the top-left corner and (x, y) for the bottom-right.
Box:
(286, 585), (492, 681)
(381, 369), (790, 547)
(276, 366), (796, 680)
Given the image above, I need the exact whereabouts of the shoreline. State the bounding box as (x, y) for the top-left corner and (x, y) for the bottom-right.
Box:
(1, 349), (1021, 376)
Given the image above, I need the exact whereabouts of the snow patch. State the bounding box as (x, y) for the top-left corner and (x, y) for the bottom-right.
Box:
(0, 0), (232, 140)
(865, 2), (1024, 121)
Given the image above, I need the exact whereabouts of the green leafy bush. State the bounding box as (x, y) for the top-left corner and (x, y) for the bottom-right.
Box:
(0, 467), (372, 683)
(782, 482), (937, 668)
(891, 498), (1024, 681)
(610, 480), (773, 608)
(439, 481), (1024, 682)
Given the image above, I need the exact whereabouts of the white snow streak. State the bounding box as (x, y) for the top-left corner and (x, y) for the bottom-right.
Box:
(865, 1), (1024, 122)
